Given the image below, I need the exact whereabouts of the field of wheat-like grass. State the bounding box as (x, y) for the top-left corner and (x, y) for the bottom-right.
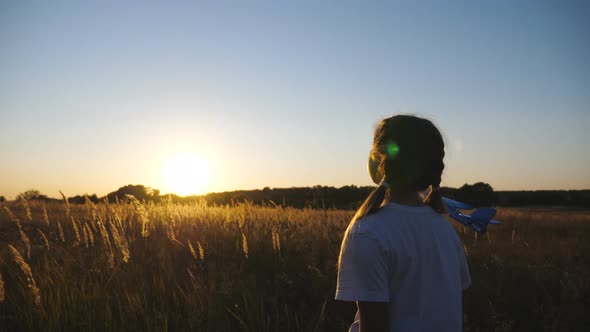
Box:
(0, 198), (588, 331)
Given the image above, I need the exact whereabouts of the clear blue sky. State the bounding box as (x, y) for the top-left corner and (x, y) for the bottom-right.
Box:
(1, 1), (589, 198)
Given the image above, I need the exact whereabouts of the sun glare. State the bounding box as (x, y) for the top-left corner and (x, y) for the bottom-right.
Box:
(162, 153), (211, 196)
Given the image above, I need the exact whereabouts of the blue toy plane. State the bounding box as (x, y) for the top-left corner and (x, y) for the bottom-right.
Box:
(442, 197), (502, 234)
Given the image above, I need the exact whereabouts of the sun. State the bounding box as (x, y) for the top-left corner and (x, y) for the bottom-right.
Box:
(162, 153), (211, 196)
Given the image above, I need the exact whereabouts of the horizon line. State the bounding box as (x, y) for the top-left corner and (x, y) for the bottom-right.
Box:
(3, 184), (590, 201)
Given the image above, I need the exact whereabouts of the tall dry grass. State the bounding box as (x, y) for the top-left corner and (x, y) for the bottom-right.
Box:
(0, 199), (588, 331)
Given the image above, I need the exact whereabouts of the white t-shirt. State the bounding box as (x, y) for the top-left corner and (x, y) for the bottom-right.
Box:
(335, 202), (471, 332)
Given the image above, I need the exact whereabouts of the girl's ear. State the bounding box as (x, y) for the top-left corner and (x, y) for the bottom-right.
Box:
(367, 153), (382, 185)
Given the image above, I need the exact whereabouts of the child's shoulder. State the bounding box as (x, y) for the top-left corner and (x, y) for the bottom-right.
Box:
(350, 203), (443, 235)
(348, 205), (403, 234)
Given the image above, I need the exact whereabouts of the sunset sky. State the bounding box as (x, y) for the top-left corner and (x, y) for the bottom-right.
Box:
(1, 1), (588, 199)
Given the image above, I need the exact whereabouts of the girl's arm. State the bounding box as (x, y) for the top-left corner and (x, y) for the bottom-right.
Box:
(336, 228), (392, 330)
(358, 301), (390, 332)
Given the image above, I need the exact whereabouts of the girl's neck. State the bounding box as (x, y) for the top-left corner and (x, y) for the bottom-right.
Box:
(385, 188), (425, 206)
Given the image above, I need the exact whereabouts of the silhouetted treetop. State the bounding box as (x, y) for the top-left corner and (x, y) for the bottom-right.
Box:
(106, 185), (160, 202)
(17, 189), (47, 201)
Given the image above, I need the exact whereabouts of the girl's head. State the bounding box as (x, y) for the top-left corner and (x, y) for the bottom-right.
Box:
(354, 115), (446, 221)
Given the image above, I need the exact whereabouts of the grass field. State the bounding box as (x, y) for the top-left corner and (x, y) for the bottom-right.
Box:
(0, 198), (588, 331)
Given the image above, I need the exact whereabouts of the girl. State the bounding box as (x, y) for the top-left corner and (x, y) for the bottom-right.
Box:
(335, 115), (471, 332)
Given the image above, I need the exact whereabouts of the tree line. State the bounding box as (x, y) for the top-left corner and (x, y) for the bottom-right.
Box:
(2, 183), (589, 209)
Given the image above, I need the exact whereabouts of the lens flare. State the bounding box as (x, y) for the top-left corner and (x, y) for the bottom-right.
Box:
(386, 141), (400, 159)
(455, 140), (464, 153)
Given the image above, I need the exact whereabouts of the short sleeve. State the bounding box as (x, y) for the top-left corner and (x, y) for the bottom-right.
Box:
(335, 229), (391, 302)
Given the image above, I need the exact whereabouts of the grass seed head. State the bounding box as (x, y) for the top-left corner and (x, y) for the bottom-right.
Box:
(18, 225), (31, 259)
(82, 223), (90, 248)
(3, 206), (18, 223)
(37, 229), (50, 250)
(188, 240), (198, 261)
(59, 190), (70, 217)
(125, 195), (150, 237)
(85, 223), (95, 246)
(57, 220), (66, 243)
(8, 244), (41, 307)
(42, 204), (50, 225)
(242, 233), (249, 259)
(71, 217), (81, 246)
(97, 219), (115, 268)
(85, 195), (98, 220)
(272, 230), (281, 254)
(19, 197), (32, 222)
(198, 241), (205, 261)
(109, 220), (130, 263)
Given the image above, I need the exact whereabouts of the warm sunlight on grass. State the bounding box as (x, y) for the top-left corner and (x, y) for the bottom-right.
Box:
(161, 153), (211, 196)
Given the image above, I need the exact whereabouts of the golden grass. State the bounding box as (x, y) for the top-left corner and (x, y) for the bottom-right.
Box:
(0, 200), (588, 331)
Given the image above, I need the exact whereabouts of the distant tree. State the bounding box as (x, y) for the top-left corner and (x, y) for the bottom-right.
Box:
(0, 196), (5, 202)
(68, 194), (100, 205)
(455, 182), (496, 207)
(472, 182), (494, 193)
(105, 185), (161, 202)
(17, 189), (49, 201)
(18, 189), (41, 200)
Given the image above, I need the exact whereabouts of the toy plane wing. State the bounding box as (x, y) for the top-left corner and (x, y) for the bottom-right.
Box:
(442, 197), (502, 234)
(441, 197), (474, 210)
